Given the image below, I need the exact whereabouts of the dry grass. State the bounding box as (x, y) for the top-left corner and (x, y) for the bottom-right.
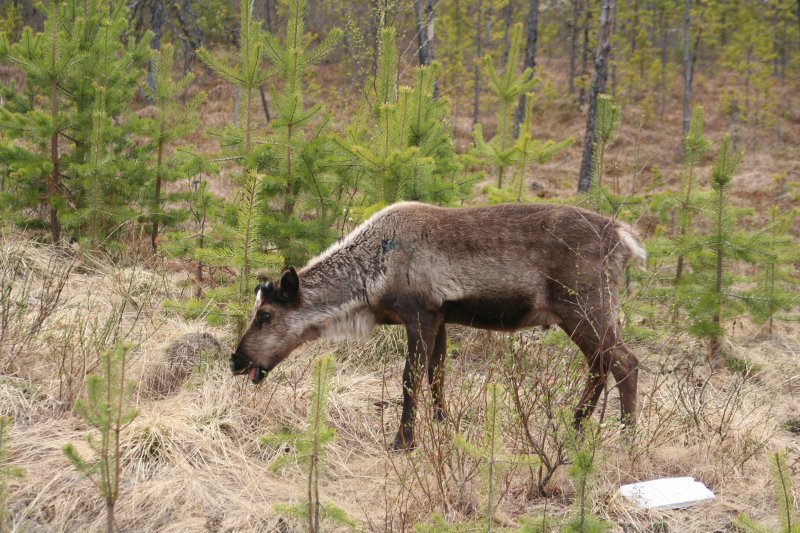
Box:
(2, 44), (799, 531)
(1, 234), (799, 532)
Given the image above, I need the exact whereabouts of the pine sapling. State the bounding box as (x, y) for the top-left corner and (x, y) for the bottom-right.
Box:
(145, 43), (204, 254)
(748, 206), (799, 333)
(1, 416), (24, 533)
(335, 27), (463, 209)
(707, 134), (743, 357)
(590, 94), (620, 194)
(196, 0), (270, 158)
(262, 355), (354, 532)
(564, 421), (612, 533)
(735, 451), (800, 533)
(510, 93), (573, 202)
(675, 105), (711, 284)
(454, 383), (538, 530)
(472, 22), (537, 188)
(63, 344), (139, 533)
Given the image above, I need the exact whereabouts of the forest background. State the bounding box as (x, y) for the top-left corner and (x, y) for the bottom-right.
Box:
(0, 0), (799, 531)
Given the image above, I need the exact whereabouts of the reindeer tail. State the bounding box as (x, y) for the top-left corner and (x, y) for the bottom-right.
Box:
(616, 223), (647, 269)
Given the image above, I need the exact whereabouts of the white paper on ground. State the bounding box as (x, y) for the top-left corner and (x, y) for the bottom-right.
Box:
(619, 477), (716, 510)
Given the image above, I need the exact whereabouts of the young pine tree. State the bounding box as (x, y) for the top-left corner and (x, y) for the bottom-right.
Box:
(747, 206), (799, 334)
(454, 383), (538, 530)
(675, 105), (712, 284)
(564, 421), (612, 533)
(735, 451), (799, 533)
(335, 27), (464, 212)
(262, 355), (354, 532)
(0, 0), (82, 242)
(472, 22), (537, 189)
(255, 0), (343, 265)
(1, 0), (150, 245)
(144, 43), (204, 254)
(63, 345), (138, 533)
(1, 416), (24, 532)
(195, 0), (281, 323)
(676, 135), (750, 358)
(589, 94), (621, 194)
(485, 92), (573, 204)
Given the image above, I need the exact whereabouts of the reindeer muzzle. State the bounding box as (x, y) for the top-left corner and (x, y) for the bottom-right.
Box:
(229, 353), (267, 384)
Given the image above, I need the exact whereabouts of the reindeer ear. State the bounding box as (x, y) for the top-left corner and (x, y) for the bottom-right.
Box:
(276, 267), (299, 303)
(259, 281), (275, 299)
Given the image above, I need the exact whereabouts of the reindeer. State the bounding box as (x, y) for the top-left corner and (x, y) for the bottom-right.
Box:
(231, 202), (645, 450)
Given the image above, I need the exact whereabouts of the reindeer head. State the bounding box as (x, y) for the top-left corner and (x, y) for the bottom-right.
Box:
(230, 267), (305, 383)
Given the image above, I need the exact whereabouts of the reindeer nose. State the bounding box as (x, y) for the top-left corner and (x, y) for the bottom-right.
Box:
(229, 352), (250, 374)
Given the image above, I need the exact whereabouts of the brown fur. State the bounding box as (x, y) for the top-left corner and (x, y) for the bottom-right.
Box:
(232, 202), (645, 450)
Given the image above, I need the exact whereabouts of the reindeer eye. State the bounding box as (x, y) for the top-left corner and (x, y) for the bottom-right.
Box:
(257, 310), (272, 324)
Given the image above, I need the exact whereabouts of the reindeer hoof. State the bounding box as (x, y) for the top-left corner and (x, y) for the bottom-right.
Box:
(390, 432), (416, 452)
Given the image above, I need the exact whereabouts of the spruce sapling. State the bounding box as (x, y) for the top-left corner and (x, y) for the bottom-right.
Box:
(63, 344), (139, 533)
(262, 355), (354, 531)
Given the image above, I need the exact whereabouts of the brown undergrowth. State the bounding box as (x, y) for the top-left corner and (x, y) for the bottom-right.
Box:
(1, 235), (798, 532)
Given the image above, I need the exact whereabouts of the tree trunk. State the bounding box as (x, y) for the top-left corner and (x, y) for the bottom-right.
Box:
(658, 9), (667, 117)
(48, 0), (61, 244)
(796, 0), (800, 38)
(151, 133), (164, 254)
(578, 2), (591, 106)
(146, 0), (163, 96)
(577, 0), (615, 193)
(568, 0), (579, 96)
(500, 0), (512, 64)
(414, 0), (438, 96)
(682, 0), (692, 139)
(513, 0), (540, 138)
(263, 0), (276, 31)
(472, 0), (484, 127)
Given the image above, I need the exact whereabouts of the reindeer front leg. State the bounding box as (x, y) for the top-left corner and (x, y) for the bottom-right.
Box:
(392, 309), (440, 451)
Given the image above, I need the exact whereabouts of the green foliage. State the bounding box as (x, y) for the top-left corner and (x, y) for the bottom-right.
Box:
(590, 94), (620, 191)
(63, 344), (138, 533)
(675, 106), (713, 283)
(735, 451), (800, 533)
(262, 355), (354, 532)
(563, 423), (612, 533)
(0, 0), (150, 243)
(254, 0), (344, 265)
(192, 0), (283, 327)
(0, 416), (24, 531)
(746, 206), (799, 331)
(144, 43), (205, 254)
(472, 22), (537, 188)
(674, 135), (750, 356)
(454, 383), (538, 529)
(335, 27), (466, 210)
